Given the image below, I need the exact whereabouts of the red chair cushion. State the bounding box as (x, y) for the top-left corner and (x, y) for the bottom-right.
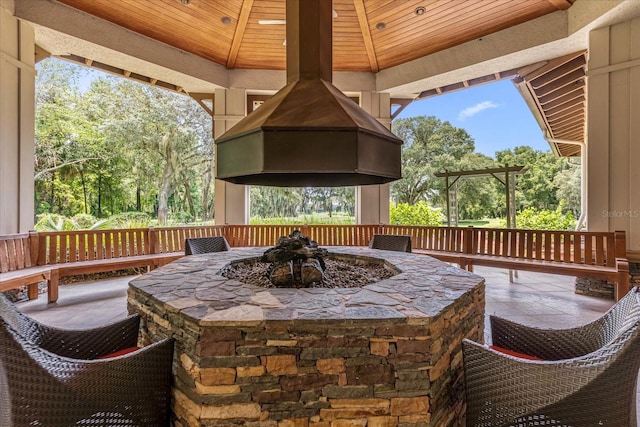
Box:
(97, 346), (140, 359)
(490, 345), (542, 360)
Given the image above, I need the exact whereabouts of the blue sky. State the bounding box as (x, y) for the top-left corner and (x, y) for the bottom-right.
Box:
(395, 79), (551, 158)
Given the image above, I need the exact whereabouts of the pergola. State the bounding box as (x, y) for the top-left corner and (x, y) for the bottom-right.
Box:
(1, 0), (639, 262)
(435, 165), (527, 228)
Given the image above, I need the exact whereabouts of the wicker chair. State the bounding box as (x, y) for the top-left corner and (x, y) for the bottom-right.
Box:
(0, 293), (174, 427)
(463, 287), (640, 427)
(185, 236), (231, 255)
(368, 234), (412, 253)
(0, 360), (11, 427)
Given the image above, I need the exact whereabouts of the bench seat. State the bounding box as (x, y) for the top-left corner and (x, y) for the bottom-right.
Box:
(0, 266), (59, 302)
(413, 249), (629, 300)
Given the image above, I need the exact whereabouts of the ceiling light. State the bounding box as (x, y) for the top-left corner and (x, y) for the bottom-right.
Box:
(221, 16), (232, 24)
(415, 6), (426, 16)
(180, 0), (190, 4)
(258, 19), (286, 25)
(376, 22), (386, 30)
(259, 10), (337, 25)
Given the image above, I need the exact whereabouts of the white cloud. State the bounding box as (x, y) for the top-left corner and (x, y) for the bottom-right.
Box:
(457, 101), (499, 120)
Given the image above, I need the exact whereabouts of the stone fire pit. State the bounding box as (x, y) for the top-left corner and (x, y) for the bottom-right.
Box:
(128, 247), (484, 427)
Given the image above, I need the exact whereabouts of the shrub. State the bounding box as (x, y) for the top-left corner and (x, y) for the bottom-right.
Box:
(390, 201), (443, 226)
(104, 212), (152, 229)
(499, 204), (576, 230)
(34, 213), (75, 231)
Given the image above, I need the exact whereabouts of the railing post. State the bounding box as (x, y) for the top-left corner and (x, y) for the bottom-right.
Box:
(148, 226), (159, 254)
(223, 224), (233, 247)
(37, 232), (48, 266)
(28, 231), (40, 266)
(301, 224), (310, 237)
(463, 226), (473, 255)
(614, 230), (627, 259)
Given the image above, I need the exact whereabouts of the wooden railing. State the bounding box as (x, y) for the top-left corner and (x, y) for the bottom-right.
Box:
(31, 224), (627, 269)
(0, 224), (631, 301)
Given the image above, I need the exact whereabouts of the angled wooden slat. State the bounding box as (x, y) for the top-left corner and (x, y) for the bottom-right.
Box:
(227, 0), (254, 68)
(353, 0), (378, 72)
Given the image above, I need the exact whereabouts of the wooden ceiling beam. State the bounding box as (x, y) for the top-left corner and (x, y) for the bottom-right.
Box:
(189, 93), (215, 117)
(227, 0), (254, 69)
(545, 0), (573, 10)
(353, 0), (379, 73)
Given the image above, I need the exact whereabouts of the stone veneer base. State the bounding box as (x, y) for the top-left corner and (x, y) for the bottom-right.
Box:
(128, 247), (485, 427)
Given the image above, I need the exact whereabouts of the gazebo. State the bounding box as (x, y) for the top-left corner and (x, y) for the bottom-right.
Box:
(1, 0), (639, 264)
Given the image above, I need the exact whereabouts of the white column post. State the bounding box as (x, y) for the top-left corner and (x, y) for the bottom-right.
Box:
(587, 18), (640, 259)
(0, 5), (35, 234)
(213, 88), (250, 225)
(355, 91), (392, 225)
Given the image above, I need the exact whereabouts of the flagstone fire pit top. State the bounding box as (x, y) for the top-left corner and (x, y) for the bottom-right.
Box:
(129, 246), (483, 326)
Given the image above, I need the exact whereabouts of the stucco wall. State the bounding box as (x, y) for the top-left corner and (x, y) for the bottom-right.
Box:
(0, 4), (35, 234)
(587, 17), (640, 260)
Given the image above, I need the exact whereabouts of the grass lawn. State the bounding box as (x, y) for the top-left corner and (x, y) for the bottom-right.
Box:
(455, 219), (503, 228)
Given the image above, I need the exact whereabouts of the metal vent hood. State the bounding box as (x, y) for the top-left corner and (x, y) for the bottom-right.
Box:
(215, 0), (403, 187)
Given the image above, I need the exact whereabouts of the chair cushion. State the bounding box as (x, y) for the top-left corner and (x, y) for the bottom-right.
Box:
(97, 346), (140, 359)
(490, 345), (542, 360)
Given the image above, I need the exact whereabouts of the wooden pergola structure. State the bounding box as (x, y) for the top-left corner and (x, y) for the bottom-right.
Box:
(436, 166), (526, 228)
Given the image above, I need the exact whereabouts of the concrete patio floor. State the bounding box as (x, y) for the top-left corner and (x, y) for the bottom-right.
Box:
(17, 265), (616, 333)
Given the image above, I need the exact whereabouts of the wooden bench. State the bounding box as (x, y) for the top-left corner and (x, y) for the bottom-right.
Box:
(0, 224), (632, 303)
(395, 226), (630, 301)
(0, 233), (58, 302)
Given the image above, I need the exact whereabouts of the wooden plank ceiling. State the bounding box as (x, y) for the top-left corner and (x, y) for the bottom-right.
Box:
(56, 0), (573, 73)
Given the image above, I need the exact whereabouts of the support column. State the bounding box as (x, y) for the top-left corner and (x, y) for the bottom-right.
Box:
(356, 91), (392, 224)
(587, 18), (640, 260)
(0, 4), (35, 234)
(213, 88), (249, 225)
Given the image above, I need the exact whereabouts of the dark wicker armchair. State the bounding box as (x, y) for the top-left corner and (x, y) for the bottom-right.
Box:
(185, 236), (231, 255)
(463, 287), (640, 427)
(0, 293), (174, 427)
(368, 234), (412, 253)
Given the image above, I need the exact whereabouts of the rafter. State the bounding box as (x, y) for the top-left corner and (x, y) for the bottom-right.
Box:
(227, 0), (254, 69)
(353, 0), (379, 73)
(545, 0), (573, 10)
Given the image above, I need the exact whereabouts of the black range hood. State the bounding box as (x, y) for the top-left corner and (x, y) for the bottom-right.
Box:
(215, 0), (403, 187)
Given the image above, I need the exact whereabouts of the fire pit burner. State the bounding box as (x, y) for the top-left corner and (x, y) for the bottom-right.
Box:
(223, 230), (396, 288)
(260, 230), (328, 287)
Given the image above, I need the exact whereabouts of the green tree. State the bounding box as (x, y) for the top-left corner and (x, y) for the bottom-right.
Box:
(454, 153), (500, 219)
(554, 162), (581, 216)
(95, 79), (214, 223)
(35, 58), (215, 222)
(390, 201), (443, 225)
(391, 116), (476, 208)
(494, 146), (571, 212)
(35, 59), (105, 215)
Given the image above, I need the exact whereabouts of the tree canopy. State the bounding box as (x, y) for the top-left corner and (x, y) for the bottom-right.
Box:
(391, 116), (580, 221)
(35, 59), (580, 226)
